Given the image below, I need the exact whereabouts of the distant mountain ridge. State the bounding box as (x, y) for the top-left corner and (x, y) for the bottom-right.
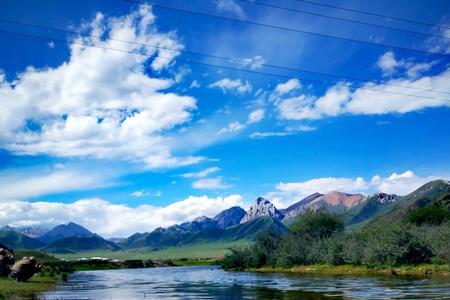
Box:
(1, 179), (448, 254)
(43, 235), (120, 254)
(38, 222), (94, 244)
(0, 230), (46, 250)
(0, 225), (49, 239)
(344, 180), (450, 226)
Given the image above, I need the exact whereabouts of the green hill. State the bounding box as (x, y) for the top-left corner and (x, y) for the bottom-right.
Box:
(43, 235), (121, 254)
(0, 230), (46, 250)
(123, 216), (288, 249)
(345, 180), (450, 227)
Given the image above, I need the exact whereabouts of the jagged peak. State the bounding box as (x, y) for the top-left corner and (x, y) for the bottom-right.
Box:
(240, 197), (284, 224)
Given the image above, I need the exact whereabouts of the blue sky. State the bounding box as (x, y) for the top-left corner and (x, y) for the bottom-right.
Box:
(0, 0), (449, 237)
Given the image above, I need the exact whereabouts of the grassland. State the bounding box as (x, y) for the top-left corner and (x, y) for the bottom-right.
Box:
(54, 241), (249, 261)
(249, 264), (450, 276)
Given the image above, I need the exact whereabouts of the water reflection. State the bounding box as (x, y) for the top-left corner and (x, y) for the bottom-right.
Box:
(40, 266), (450, 299)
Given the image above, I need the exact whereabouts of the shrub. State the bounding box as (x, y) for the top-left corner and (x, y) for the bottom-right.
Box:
(290, 210), (344, 239)
(407, 205), (450, 226)
(275, 233), (308, 267)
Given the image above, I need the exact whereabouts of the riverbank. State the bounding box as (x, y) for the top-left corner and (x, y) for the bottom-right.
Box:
(249, 264), (450, 276)
(0, 274), (60, 300)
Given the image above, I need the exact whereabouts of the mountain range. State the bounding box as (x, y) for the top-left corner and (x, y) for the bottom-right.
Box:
(0, 179), (449, 254)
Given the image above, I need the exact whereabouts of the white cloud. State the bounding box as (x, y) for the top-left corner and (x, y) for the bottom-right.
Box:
(250, 131), (292, 139)
(0, 5), (201, 169)
(217, 121), (245, 135)
(131, 190), (149, 198)
(0, 195), (243, 238)
(192, 177), (231, 190)
(277, 95), (321, 120)
(181, 166), (220, 179)
(189, 80), (201, 89)
(250, 124), (316, 139)
(209, 78), (252, 94)
(276, 65), (450, 120)
(285, 124), (317, 132)
(0, 169), (112, 199)
(377, 51), (399, 75)
(241, 55), (265, 70)
(377, 51), (434, 78)
(423, 25), (450, 54)
(274, 79), (301, 95)
(247, 109), (265, 124)
(267, 170), (447, 208)
(215, 0), (246, 18)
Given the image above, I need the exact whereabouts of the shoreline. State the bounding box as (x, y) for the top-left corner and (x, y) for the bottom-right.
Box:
(0, 275), (60, 300)
(248, 264), (450, 277)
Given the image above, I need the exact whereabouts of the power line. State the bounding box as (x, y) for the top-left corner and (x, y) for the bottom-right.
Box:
(236, 0), (450, 41)
(1, 28), (449, 104)
(1, 17), (449, 96)
(292, 0), (450, 31)
(122, 0), (450, 58)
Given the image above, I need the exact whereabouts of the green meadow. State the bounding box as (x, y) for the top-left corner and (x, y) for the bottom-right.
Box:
(55, 241), (249, 261)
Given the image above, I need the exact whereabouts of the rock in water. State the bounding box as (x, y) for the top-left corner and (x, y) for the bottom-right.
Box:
(240, 197), (284, 223)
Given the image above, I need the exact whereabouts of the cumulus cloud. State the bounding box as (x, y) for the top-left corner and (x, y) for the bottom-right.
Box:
(0, 195), (243, 237)
(0, 168), (113, 199)
(0, 5), (201, 169)
(192, 177), (231, 190)
(274, 78), (301, 95)
(267, 170), (447, 208)
(215, 0), (246, 18)
(247, 109), (265, 124)
(377, 51), (434, 78)
(275, 62), (450, 121)
(209, 78), (252, 94)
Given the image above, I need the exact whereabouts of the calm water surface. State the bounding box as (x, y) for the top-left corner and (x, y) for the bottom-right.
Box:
(40, 266), (450, 299)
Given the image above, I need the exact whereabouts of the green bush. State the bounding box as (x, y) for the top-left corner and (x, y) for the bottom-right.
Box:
(290, 210), (344, 239)
(275, 234), (308, 267)
(219, 210), (448, 271)
(407, 205), (450, 225)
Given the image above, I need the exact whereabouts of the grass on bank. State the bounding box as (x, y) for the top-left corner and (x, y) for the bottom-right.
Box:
(54, 241), (249, 261)
(249, 264), (450, 276)
(0, 274), (60, 300)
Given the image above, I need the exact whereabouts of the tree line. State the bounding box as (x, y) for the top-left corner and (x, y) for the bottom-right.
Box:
(220, 204), (450, 271)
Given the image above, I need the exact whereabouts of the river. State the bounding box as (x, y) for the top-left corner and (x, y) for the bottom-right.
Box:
(40, 266), (450, 299)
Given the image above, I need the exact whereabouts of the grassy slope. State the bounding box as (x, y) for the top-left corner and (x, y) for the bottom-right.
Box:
(55, 241), (250, 260)
(345, 180), (450, 228)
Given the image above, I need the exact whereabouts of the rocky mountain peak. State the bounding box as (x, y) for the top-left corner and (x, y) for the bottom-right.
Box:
(372, 192), (397, 204)
(240, 197), (284, 224)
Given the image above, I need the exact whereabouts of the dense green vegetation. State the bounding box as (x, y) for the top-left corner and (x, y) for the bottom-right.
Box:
(220, 208), (450, 271)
